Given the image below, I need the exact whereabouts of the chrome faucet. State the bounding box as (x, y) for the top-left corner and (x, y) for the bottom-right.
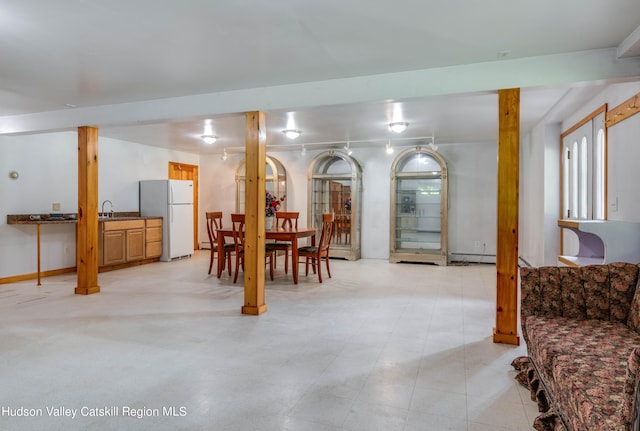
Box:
(101, 200), (113, 218)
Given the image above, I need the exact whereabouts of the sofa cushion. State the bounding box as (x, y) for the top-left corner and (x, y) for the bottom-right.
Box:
(525, 315), (640, 379)
(627, 277), (640, 333)
(552, 354), (629, 431)
(559, 266), (584, 319)
(519, 266), (541, 318)
(582, 265), (611, 320)
(539, 266), (562, 316)
(608, 262), (639, 323)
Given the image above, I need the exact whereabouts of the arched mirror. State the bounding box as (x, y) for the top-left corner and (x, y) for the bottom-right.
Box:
(390, 146), (448, 265)
(236, 156), (287, 213)
(308, 150), (362, 260)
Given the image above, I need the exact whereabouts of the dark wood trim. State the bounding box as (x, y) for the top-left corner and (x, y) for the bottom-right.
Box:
(561, 104), (607, 138)
(0, 267), (76, 285)
(605, 92), (640, 128)
(98, 257), (161, 273)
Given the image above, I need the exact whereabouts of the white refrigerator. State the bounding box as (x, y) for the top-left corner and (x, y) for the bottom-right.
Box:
(140, 179), (194, 261)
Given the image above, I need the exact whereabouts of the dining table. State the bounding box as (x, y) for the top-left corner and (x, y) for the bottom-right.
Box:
(216, 226), (317, 284)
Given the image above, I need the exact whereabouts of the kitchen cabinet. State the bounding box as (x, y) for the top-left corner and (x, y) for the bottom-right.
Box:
(102, 229), (126, 266)
(126, 228), (145, 261)
(145, 218), (163, 258)
(99, 219), (146, 267)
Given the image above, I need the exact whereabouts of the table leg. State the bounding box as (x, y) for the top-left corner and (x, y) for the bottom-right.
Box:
(292, 236), (299, 284)
(36, 223), (41, 286)
(217, 234), (224, 278)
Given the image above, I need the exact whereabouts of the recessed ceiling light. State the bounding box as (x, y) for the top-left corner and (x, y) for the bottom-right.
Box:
(282, 129), (302, 139)
(201, 135), (217, 145)
(388, 122), (408, 133)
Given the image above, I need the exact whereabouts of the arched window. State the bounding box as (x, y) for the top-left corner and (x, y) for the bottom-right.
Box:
(561, 111), (605, 220)
(235, 156), (287, 213)
(307, 150), (362, 260)
(594, 128), (605, 220)
(390, 147), (448, 266)
(560, 109), (606, 257)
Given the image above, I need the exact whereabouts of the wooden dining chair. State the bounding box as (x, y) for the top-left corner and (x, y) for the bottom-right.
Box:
(266, 211), (299, 274)
(231, 213), (275, 283)
(297, 213), (335, 283)
(336, 214), (351, 244)
(205, 211), (234, 275)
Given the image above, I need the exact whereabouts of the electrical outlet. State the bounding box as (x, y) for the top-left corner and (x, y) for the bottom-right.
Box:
(52, 202), (61, 212)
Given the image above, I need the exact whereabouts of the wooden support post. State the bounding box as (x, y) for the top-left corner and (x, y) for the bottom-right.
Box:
(241, 111), (267, 315)
(494, 88), (520, 345)
(36, 224), (41, 286)
(76, 126), (100, 295)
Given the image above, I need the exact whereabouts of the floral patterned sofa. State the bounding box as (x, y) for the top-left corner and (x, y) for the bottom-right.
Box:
(513, 262), (640, 431)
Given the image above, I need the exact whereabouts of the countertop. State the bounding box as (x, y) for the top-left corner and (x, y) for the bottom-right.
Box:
(7, 213), (162, 225)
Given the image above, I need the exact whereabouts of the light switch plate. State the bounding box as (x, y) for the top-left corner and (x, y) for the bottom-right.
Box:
(52, 202), (61, 212)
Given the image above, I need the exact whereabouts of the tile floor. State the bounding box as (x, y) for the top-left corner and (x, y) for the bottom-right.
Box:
(0, 251), (538, 430)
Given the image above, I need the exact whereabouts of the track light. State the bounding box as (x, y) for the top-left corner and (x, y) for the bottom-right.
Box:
(428, 141), (439, 151)
(300, 144), (306, 156)
(221, 148), (228, 161)
(201, 135), (217, 145)
(344, 141), (353, 155)
(388, 122), (408, 133)
(282, 129), (302, 139)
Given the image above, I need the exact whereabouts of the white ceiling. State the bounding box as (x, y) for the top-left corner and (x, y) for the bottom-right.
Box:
(1, 1), (640, 154)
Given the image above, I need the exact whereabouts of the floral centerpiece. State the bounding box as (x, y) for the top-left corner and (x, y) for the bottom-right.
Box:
(265, 190), (285, 217)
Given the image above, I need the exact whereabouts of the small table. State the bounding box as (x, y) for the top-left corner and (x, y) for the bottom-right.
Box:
(6, 215), (77, 285)
(217, 227), (316, 284)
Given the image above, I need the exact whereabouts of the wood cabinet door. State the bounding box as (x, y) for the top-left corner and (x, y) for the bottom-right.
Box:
(126, 229), (145, 262)
(145, 218), (163, 258)
(103, 230), (125, 266)
(145, 241), (162, 258)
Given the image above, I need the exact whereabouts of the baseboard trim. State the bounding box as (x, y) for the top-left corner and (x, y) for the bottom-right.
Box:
(0, 267), (77, 284)
(98, 258), (160, 273)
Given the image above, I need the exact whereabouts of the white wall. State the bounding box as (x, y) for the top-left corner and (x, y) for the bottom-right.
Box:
(99, 137), (199, 211)
(445, 141), (497, 261)
(199, 141), (498, 261)
(1, 132), (78, 277)
(520, 122), (562, 267)
(519, 81), (640, 267)
(5, 81), (638, 279)
(0, 132), (198, 279)
(608, 113), (640, 222)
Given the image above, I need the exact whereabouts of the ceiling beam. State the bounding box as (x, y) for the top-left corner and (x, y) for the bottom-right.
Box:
(2, 49), (639, 136)
(618, 25), (640, 58)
